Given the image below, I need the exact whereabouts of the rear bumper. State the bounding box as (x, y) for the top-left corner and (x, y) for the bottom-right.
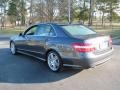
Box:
(62, 48), (113, 69)
(90, 55), (112, 68)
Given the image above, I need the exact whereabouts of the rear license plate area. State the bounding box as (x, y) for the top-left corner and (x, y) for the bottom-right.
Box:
(99, 41), (109, 50)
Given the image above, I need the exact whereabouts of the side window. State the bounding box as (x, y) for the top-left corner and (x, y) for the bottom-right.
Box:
(49, 27), (56, 36)
(35, 25), (56, 36)
(25, 25), (38, 35)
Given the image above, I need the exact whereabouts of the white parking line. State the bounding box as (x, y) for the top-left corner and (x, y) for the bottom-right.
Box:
(0, 41), (9, 48)
(0, 41), (9, 45)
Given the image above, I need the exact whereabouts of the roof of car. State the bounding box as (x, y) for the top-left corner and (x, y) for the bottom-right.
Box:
(32, 22), (82, 26)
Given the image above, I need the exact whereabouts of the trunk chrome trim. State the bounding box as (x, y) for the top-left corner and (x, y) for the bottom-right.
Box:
(17, 50), (46, 61)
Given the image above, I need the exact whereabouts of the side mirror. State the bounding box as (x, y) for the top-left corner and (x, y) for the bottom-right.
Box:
(19, 33), (23, 36)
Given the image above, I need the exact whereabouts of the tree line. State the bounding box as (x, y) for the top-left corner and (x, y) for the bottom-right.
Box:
(0, 0), (120, 27)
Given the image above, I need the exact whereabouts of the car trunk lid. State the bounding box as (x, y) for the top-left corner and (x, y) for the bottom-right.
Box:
(74, 34), (112, 54)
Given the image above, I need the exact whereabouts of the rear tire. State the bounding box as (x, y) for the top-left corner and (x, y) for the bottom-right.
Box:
(10, 42), (17, 55)
(47, 51), (63, 72)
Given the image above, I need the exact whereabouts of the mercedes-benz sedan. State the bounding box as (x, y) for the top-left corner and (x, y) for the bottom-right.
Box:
(10, 23), (113, 72)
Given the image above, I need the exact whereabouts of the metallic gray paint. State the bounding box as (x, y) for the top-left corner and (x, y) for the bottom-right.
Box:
(10, 23), (113, 68)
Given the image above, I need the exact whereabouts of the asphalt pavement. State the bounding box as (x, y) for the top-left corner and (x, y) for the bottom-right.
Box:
(0, 36), (120, 90)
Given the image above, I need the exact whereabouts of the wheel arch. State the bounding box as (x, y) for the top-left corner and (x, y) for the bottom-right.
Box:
(10, 40), (14, 42)
(10, 40), (16, 46)
(10, 40), (14, 45)
(45, 49), (62, 60)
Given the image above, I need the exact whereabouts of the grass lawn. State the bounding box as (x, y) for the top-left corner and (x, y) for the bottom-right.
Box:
(0, 28), (24, 36)
(0, 27), (120, 39)
(107, 30), (120, 39)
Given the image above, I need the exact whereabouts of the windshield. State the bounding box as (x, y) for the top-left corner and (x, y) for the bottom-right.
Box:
(62, 25), (96, 36)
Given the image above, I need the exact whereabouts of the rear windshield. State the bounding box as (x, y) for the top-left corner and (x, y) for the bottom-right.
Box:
(62, 25), (96, 36)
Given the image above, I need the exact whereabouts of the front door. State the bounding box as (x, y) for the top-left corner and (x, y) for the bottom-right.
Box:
(27, 24), (56, 59)
(18, 25), (39, 51)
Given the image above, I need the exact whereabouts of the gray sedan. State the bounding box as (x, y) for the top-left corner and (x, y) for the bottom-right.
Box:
(10, 23), (113, 72)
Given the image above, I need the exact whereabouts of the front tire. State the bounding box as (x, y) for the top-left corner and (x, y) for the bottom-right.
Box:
(47, 51), (63, 72)
(10, 42), (17, 55)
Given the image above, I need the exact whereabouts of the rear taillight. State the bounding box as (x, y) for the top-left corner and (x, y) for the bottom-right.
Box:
(72, 43), (96, 53)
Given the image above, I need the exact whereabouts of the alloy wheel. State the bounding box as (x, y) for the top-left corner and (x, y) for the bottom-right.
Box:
(47, 52), (61, 72)
(10, 42), (16, 55)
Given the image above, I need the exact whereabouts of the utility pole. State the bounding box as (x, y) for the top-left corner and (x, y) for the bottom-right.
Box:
(89, 0), (94, 26)
(68, 0), (71, 24)
(29, 0), (33, 25)
(0, 5), (3, 30)
(89, 0), (92, 26)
